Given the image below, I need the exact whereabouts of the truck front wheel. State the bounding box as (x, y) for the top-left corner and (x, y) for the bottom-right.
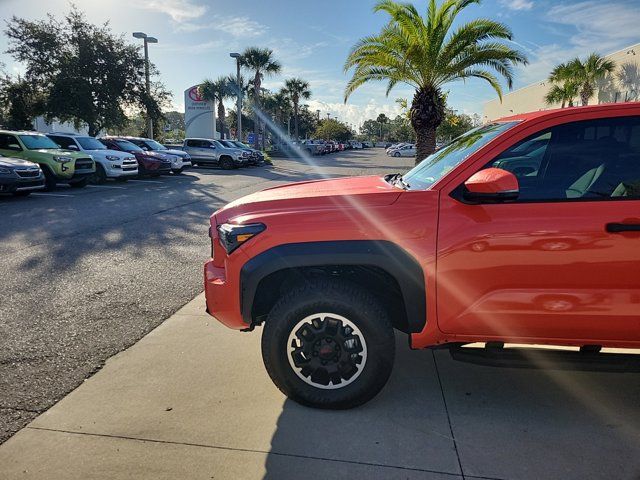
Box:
(261, 279), (395, 409)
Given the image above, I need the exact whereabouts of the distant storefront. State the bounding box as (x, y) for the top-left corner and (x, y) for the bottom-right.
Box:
(483, 43), (640, 121)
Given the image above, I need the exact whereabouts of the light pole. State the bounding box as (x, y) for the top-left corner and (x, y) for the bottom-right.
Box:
(133, 32), (158, 139)
(326, 112), (330, 121)
(316, 109), (320, 121)
(230, 52), (242, 141)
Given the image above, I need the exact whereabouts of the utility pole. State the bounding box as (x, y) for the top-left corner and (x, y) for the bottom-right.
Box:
(230, 52), (242, 141)
(133, 32), (158, 139)
(316, 110), (320, 121)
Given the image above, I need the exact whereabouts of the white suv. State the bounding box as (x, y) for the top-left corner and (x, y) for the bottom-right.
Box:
(47, 133), (138, 183)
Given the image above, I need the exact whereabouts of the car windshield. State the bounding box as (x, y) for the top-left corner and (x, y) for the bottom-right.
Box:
(402, 122), (518, 190)
(144, 140), (166, 150)
(219, 140), (235, 148)
(232, 142), (249, 149)
(19, 134), (60, 150)
(114, 140), (143, 152)
(77, 137), (107, 150)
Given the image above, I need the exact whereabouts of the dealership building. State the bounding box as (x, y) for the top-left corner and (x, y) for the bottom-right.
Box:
(483, 43), (640, 121)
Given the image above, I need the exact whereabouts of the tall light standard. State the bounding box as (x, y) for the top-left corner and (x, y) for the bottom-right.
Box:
(230, 52), (242, 141)
(133, 32), (158, 139)
(316, 109), (320, 121)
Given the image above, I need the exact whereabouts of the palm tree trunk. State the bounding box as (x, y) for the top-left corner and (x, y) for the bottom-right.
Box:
(294, 103), (299, 140)
(218, 101), (226, 139)
(410, 86), (445, 165)
(580, 83), (592, 106)
(253, 74), (261, 149)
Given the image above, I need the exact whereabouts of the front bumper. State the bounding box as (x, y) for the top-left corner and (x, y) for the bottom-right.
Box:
(204, 259), (248, 330)
(0, 175), (45, 193)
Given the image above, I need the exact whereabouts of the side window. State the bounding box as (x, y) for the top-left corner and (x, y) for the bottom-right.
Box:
(0, 134), (21, 150)
(49, 136), (72, 149)
(487, 116), (640, 201)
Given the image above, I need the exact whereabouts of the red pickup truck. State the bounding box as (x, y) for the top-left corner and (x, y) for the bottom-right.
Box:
(205, 103), (640, 408)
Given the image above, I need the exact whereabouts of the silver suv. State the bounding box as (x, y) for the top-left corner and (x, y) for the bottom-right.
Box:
(182, 138), (250, 169)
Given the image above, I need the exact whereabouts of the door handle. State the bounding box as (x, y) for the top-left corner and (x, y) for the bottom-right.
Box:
(606, 223), (640, 233)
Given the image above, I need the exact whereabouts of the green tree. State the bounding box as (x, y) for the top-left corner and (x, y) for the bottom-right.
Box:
(0, 74), (45, 129)
(314, 118), (352, 141)
(344, 0), (527, 163)
(198, 76), (234, 138)
(240, 47), (281, 148)
(545, 62), (578, 108)
(437, 109), (474, 141)
(5, 7), (170, 136)
(567, 53), (616, 106)
(360, 119), (381, 139)
(283, 78), (311, 140)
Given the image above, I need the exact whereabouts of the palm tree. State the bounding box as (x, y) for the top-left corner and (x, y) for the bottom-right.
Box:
(344, 0), (527, 163)
(545, 62), (577, 108)
(283, 78), (311, 140)
(239, 47), (281, 148)
(566, 53), (616, 106)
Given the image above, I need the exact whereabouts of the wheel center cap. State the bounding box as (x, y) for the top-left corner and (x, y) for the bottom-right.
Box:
(318, 345), (334, 359)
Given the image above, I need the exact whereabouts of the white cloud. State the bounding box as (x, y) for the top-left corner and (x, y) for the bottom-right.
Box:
(135, 0), (207, 22)
(176, 15), (268, 38)
(499, 0), (534, 11)
(306, 99), (402, 130)
(513, 1), (640, 86)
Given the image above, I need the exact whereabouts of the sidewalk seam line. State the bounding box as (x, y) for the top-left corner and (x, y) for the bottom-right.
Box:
(433, 350), (466, 480)
(26, 426), (500, 478)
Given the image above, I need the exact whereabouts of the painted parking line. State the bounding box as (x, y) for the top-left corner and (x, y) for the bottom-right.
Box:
(127, 179), (165, 184)
(30, 192), (74, 197)
(86, 184), (126, 189)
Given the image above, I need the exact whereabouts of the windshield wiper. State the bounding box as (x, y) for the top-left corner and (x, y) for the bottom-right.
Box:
(387, 173), (410, 190)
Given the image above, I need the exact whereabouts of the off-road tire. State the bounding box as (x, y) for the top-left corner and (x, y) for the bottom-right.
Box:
(220, 156), (234, 170)
(42, 166), (57, 191)
(261, 279), (395, 409)
(93, 164), (107, 184)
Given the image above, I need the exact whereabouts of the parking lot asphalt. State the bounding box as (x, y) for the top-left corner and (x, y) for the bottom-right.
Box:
(0, 149), (414, 444)
(1, 294), (638, 480)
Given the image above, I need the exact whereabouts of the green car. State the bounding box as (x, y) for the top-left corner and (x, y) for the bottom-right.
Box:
(0, 130), (95, 190)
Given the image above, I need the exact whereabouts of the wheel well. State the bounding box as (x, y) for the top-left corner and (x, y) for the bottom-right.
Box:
(251, 265), (410, 333)
(219, 155), (233, 162)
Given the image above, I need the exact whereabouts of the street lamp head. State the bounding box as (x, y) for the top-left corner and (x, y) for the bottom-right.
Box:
(146, 37), (158, 44)
(230, 52), (240, 58)
(132, 32), (147, 39)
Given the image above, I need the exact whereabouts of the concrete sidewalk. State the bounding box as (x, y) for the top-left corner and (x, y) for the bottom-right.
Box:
(1, 294), (639, 479)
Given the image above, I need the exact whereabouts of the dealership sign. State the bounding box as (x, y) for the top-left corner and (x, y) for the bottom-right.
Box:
(184, 85), (216, 139)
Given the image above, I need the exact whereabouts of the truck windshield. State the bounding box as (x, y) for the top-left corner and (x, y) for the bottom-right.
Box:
(143, 140), (166, 150)
(402, 121), (518, 190)
(77, 137), (106, 150)
(219, 141), (235, 148)
(114, 140), (143, 152)
(19, 134), (60, 150)
(232, 142), (249, 149)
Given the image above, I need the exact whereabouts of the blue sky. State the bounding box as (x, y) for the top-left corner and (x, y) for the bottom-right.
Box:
(1, 0), (639, 128)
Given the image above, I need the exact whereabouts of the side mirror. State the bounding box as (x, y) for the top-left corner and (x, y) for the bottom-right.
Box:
(7, 143), (22, 151)
(464, 167), (519, 203)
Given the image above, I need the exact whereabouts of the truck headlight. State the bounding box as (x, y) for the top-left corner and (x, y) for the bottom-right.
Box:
(217, 223), (266, 254)
(53, 156), (72, 163)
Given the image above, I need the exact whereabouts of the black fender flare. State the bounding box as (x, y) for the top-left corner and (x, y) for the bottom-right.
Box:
(239, 240), (426, 333)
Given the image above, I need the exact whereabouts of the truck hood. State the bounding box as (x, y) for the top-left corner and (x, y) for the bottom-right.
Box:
(162, 148), (189, 159)
(215, 175), (402, 224)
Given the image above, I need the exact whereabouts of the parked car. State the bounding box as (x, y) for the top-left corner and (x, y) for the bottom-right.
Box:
(203, 102), (640, 409)
(386, 142), (407, 153)
(123, 137), (191, 174)
(349, 141), (363, 149)
(0, 130), (95, 190)
(387, 144), (416, 157)
(181, 138), (250, 169)
(0, 154), (45, 196)
(300, 140), (324, 156)
(99, 137), (171, 176)
(47, 133), (138, 183)
(220, 140), (262, 166)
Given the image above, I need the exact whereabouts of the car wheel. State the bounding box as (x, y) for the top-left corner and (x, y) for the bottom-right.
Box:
(220, 157), (234, 170)
(172, 168), (184, 174)
(393, 151), (401, 157)
(93, 164), (107, 184)
(261, 279), (395, 409)
(12, 191), (31, 197)
(42, 167), (57, 191)
(69, 178), (89, 188)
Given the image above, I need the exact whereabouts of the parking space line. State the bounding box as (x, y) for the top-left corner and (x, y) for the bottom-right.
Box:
(31, 192), (74, 197)
(127, 179), (165, 184)
(86, 185), (126, 189)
